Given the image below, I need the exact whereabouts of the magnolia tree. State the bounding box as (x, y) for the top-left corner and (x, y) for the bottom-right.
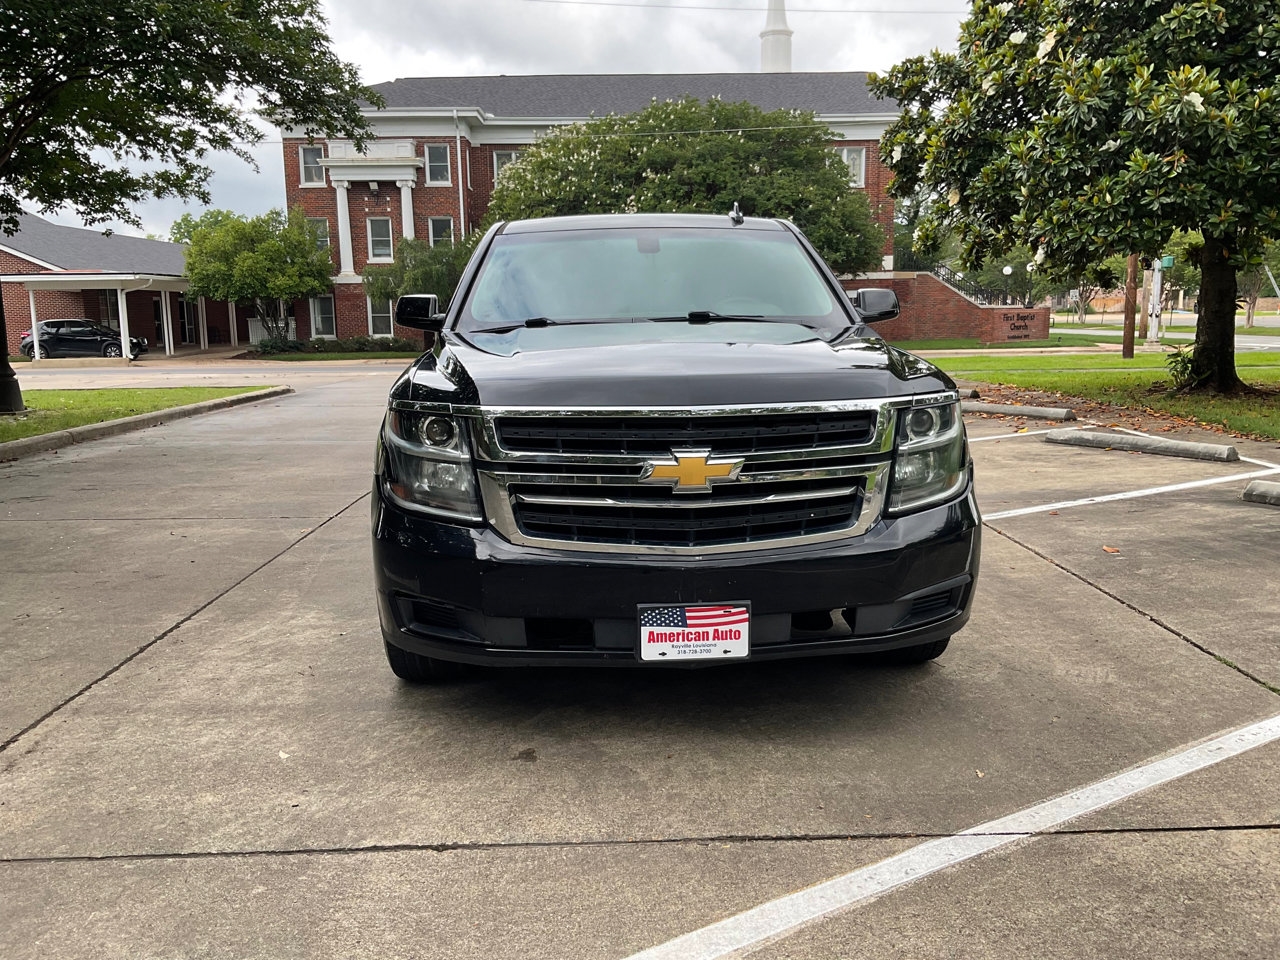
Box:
(871, 0), (1280, 392)
(184, 208), (334, 340)
(486, 97), (885, 276)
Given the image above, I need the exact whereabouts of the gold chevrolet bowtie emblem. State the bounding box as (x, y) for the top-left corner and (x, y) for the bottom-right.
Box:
(640, 448), (745, 493)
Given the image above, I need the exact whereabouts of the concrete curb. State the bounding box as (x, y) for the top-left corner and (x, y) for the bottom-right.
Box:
(1044, 429), (1240, 462)
(962, 401), (1077, 420)
(0, 386), (294, 462)
(1243, 480), (1280, 505)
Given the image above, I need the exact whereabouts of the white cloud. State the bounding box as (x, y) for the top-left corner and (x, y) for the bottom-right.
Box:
(53, 0), (967, 238)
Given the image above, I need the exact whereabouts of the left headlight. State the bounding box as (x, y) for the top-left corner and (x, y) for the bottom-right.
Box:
(887, 400), (968, 515)
(380, 410), (484, 522)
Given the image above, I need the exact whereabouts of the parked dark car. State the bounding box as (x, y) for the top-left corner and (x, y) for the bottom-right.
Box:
(372, 213), (980, 681)
(19, 320), (148, 359)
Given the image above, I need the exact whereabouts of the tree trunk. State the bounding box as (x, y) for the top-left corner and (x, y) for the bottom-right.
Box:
(1122, 254), (1138, 359)
(1191, 234), (1244, 393)
(0, 288), (26, 413)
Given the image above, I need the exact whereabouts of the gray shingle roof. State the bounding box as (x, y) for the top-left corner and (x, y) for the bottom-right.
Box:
(4, 213), (186, 275)
(369, 72), (894, 118)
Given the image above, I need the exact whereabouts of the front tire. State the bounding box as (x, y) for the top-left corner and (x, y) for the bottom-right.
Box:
(384, 640), (465, 683)
(885, 637), (950, 666)
(102, 342), (123, 358)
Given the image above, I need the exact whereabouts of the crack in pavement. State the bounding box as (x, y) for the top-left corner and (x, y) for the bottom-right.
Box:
(0, 492), (371, 755)
(986, 524), (1280, 696)
(4, 823), (1279, 867)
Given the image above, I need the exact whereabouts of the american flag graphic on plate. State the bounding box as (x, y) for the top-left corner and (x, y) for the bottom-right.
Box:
(638, 603), (750, 661)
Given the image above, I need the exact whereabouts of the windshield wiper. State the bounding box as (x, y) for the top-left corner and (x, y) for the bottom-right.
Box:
(471, 317), (578, 334)
(646, 311), (768, 324)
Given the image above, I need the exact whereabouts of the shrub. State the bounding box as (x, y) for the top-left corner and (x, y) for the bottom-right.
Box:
(257, 333), (305, 354)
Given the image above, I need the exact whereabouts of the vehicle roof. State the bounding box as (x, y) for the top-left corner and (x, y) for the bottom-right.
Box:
(499, 213), (788, 234)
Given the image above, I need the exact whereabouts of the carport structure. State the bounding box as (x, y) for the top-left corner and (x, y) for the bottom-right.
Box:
(3, 271), (224, 359)
(0, 212), (242, 359)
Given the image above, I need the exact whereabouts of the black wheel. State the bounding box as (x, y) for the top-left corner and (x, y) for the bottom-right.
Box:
(20, 343), (36, 358)
(102, 342), (123, 358)
(383, 640), (465, 683)
(885, 637), (950, 666)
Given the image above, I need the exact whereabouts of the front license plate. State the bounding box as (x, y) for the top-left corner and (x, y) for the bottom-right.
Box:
(638, 603), (750, 662)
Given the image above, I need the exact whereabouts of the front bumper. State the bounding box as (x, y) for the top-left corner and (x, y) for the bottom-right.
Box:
(372, 470), (981, 668)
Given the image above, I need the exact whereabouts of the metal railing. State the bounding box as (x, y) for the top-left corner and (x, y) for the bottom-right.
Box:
(896, 251), (1027, 307)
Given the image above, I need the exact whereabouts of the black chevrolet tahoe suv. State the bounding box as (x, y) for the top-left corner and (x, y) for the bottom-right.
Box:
(372, 213), (980, 681)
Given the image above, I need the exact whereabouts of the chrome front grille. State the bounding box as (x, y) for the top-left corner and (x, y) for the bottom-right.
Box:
(459, 400), (918, 556)
(496, 411), (877, 456)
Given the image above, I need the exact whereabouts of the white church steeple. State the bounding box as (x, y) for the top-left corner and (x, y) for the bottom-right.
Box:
(760, 0), (793, 73)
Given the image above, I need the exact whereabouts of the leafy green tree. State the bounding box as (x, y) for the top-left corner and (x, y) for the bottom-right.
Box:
(184, 208), (334, 339)
(170, 210), (241, 245)
(486, 97), (885, 276)
(0, 0), (380, 411)
(363, 235), (480, 310)
(871, 0), (1280, 392)
(1237, 240), (1280, 327)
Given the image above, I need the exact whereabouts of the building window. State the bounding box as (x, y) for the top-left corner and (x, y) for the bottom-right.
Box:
(300, 145), (325, 185)
(97, 290), (121, 330)
(837, 146), (866, 188)
(493, 149), (522, 181)
(307, 217), (330, 249)
(428, 217), (453, 247)
(367, 217), (393, 261)
(425, 144), (451, 185)
(311, 295), (336, 338)
(369, 298), (393, 337)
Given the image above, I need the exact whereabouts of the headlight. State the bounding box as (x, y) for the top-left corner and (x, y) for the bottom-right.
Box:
(381, 410), (483, 522)
(887, 400), (968, 514)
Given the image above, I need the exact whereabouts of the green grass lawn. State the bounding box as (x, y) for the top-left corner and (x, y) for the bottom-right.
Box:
(933, 351), (1280, 440)
(893, 333), (1183, 351)
(1163, 324), (1280, 336)
(258, 351), (421, 361)
(0, 387), (263, 443)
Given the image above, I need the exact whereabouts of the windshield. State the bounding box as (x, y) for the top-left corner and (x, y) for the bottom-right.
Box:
(459, 226), (848, 337)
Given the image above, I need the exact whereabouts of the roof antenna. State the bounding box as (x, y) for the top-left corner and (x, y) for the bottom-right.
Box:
(729, 201), (744, 225)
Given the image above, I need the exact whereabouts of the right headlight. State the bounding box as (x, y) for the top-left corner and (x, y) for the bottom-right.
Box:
(380, 410), (484, 523)
(887, 400), (968, 515)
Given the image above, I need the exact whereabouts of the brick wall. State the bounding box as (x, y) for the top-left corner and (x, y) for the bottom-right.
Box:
(833, 139), (895, 260)
(847, 273), (1050, 343)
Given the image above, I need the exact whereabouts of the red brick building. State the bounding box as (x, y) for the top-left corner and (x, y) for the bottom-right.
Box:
(1, 214), (247, 359)
(281, 72), (1048, 344)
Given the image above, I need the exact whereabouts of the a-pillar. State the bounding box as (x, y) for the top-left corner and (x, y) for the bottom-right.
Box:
(398, 180), (416, 240)
(117, 288), (132, 358)
(333, 179), (356, 276)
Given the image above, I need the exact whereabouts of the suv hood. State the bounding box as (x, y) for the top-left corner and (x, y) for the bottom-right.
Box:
(403, 323), (954, 408)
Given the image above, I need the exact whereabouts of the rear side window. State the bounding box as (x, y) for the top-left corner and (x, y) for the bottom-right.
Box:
(461, 227), (843, 334)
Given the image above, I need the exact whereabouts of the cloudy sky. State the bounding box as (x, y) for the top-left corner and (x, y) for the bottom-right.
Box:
(49, 0), (970, 238)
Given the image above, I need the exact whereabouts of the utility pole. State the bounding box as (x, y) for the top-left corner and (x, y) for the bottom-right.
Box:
(1122, 253), (1138, 359)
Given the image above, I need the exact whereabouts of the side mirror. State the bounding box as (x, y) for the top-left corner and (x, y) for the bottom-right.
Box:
(395, 294), (446, 332)
(849, 287), (900, 323)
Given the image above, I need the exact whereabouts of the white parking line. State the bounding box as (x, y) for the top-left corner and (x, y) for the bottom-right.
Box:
(622, 713), (1280, 960)
(968, 427), (1073, 443)
(982, 466), (1280, 521)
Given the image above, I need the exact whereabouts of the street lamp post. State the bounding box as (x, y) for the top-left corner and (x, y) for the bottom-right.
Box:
(1002, 264), (1013, 304)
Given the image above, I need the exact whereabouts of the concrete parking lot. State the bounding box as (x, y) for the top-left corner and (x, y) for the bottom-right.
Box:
(2, 363), (1279, 959)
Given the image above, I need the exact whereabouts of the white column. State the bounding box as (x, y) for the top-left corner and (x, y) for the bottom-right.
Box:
(198, 295), (208, 349)
(398, 180), (415, 240)
(28, 288), (40, 361)
(228, 301), (238, 347)
(161, 292), (175, 356)
(117, 288), (131, 358)
(333, 179), (355, 276)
